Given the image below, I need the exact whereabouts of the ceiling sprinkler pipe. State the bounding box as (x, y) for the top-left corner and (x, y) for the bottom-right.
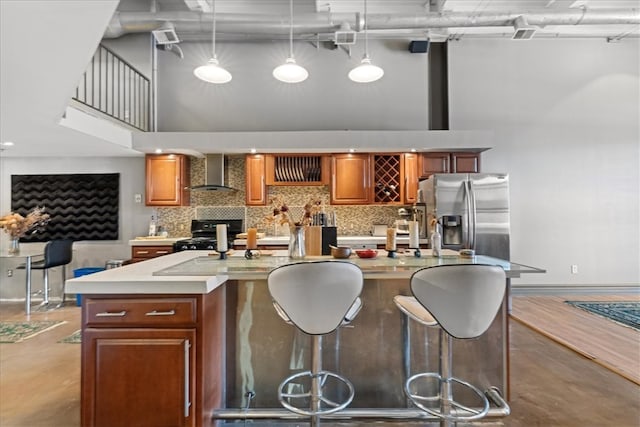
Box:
(103, 8), (640, 39)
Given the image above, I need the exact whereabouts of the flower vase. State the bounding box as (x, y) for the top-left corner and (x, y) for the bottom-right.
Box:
(8, 238), (20, 255)
(288, 226), (306, 259)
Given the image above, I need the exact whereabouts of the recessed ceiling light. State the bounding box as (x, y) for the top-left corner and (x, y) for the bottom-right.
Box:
(1, 141), (15, 146)
(154, 148), (163, 154)
(250, 148), (257, 154)
(410, 148), (417, 152)
(349, 148), (356, 153)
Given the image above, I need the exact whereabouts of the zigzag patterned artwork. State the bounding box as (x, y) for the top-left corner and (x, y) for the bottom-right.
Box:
(11, 174), (119, 242)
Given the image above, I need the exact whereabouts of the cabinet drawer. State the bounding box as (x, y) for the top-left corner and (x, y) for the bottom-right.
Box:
(132, 245), (173, 259)
(85, 298), (197, 327)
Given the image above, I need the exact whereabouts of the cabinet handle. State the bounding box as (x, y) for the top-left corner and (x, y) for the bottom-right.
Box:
(136, 250), (150, 255)
(145, 309), (176, 316)
(155, 250), (170, 255)
(184, 339), (191, 417)
(95, 311), (127, 317)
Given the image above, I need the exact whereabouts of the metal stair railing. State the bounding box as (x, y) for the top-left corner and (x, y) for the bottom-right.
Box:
(73, 44), (152, 132)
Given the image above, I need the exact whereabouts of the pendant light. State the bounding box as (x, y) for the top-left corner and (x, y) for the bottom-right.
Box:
(194, 0), (232, 84)
(273, 0), (308, 83)
(348, 0), (384, 83)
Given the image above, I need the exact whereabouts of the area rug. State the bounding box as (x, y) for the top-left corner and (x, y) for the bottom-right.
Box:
(58, 329), (82, 344)
(0, 320), (65, 343)
(565, 301), (640, 331)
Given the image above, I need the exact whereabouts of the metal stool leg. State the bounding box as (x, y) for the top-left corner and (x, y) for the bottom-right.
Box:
(42, 269), (49, 306)
(311, 334), (322, 427)
(439, 329), (453, 427)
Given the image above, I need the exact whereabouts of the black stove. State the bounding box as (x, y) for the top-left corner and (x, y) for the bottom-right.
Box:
(173, 219), (244, 252)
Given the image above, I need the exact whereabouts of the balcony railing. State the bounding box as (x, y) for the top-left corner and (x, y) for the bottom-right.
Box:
(73, 44), (151, 132)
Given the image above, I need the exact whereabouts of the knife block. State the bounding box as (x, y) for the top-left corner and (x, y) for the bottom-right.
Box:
(321, 227), (337, 255)
(305, 226), (323, 256)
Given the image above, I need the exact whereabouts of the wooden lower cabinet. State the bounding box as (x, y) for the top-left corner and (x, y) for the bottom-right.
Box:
(130, 245), (174, 263)
(80, 291), (225, 427)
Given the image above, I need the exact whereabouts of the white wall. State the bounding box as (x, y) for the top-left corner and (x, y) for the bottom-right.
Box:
(0, 156), (152, 300)
(449, 38), (640, 287)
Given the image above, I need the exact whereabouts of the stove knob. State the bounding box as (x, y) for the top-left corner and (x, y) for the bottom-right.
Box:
(179, 245), (188, 251)
(189, 244), (197, 250)
(206, 244), (215, 250)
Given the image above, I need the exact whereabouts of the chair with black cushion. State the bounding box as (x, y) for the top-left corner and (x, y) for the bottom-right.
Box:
(404, 264), (506, 427)
(267, 261), (363, 427)
(17, 239), (73, 308)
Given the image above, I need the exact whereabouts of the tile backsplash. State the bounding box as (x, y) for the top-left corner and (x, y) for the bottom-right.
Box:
(156, 155), (408, 237)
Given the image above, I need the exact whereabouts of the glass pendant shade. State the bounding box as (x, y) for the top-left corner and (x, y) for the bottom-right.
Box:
(273, 57), (308, 83)
(194, 57), (232, 84)
(348, 56), (384, 83)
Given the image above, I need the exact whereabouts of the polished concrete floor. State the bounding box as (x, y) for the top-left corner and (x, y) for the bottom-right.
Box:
(1, 300), (639, 427)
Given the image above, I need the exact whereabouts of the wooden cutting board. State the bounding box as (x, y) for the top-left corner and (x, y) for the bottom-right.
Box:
(235, 232), (266, 239)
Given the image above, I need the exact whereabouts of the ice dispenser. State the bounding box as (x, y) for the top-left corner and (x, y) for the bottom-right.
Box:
(440, 215), (462, 245)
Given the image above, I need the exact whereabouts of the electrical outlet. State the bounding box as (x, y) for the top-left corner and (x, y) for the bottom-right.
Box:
(134, 194), (142, 203)
(7, 269), (13, 277)
(571, 265), (578, 274)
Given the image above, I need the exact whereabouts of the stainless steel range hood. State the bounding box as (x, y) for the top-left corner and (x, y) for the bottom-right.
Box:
(190, 154), (236, 191)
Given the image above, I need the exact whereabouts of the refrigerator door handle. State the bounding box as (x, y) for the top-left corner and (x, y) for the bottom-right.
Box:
(468, 180), (478, 250)
(463, 180), (471, 248)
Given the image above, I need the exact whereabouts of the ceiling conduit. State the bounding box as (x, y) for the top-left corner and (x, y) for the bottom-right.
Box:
(103, 8), (640, 39)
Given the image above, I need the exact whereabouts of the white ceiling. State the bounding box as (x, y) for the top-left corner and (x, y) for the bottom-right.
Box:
(1, 0), (638, 157)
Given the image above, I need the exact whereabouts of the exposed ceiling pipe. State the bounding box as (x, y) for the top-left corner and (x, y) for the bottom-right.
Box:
(103, 8), (640, 39)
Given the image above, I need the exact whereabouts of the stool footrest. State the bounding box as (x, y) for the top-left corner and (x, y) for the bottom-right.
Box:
(278, 370), (355, 416)
(405, 372), (490, 422)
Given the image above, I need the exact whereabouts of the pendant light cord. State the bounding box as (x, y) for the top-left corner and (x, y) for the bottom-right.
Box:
(288, 0), (294, 58)
(211, 0), (217, 58)
(364, 0), (369, 58)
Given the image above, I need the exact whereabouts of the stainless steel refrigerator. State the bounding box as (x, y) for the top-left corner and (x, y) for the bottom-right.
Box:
(419, 173), (510, 260)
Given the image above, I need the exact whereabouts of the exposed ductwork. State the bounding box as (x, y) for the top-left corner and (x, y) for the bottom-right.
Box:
(103, 8), (640, 39)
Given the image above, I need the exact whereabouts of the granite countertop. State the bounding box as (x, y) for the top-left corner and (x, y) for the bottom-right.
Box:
(129, 237), (189, 246)
(66, 250), (543, 296)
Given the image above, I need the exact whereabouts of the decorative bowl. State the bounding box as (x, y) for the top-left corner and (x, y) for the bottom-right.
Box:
(331, 246), (352, 259)
(355, 249), (378, 259)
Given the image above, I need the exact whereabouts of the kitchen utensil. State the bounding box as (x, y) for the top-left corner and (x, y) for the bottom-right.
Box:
(330, 245), (352, 259)
(355, 249), (378, 259)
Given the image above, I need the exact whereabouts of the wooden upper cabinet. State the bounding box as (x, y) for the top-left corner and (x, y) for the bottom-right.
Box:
(145, 154), (190, 206)
(245, 154), (267, 206)
(265, 154), (330, 186)
(330, 154), (372, 205)
(419, 152), (481, 178)
(419, 152), (451, 178)
(451, 152), (480, 173)
(403, 153), (419, 204)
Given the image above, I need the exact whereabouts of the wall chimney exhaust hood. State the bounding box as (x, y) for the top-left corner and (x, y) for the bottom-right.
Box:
(190, 154), (236, 191)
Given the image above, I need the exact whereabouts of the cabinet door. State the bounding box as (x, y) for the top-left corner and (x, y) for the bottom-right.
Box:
(330, 154), (371, 205)
(403, 153), (419, 204)
(146, 154), (190, 206)
(419, 152), (451, 178)
(83, 328), (196, 427)
(451, 152), (480, 173)
(245, 154), (266, 206)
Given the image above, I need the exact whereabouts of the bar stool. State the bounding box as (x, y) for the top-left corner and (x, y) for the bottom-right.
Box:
(267, 261), (363, 427)
(17, 239), (73, 308)
(404, 264), (506, 427)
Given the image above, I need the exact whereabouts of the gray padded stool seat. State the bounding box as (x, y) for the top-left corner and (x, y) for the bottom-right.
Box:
(267, 261), (364, 427)
(405, 264), (506, 427)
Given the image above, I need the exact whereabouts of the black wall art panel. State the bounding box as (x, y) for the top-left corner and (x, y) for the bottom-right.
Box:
(11, 173), (119, 242)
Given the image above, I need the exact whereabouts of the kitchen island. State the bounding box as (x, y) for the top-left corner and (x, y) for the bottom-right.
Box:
(66, 251), (543, 427)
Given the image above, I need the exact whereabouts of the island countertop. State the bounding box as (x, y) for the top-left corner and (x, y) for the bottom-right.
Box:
(65, 250), (543, 295)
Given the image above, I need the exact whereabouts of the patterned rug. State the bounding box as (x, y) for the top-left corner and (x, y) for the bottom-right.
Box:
(565, 301), (640, 331)
(58, 329), (82, 344)
(0, 320), (65, 343)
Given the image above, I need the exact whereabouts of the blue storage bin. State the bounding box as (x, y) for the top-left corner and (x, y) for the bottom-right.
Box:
(73, 267), (105, 306)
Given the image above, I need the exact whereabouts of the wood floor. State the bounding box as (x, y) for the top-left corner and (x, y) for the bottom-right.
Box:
(1, 297), (639, 427)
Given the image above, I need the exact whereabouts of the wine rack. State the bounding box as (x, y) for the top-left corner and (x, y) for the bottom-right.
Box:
(374, 154), (401, 203)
